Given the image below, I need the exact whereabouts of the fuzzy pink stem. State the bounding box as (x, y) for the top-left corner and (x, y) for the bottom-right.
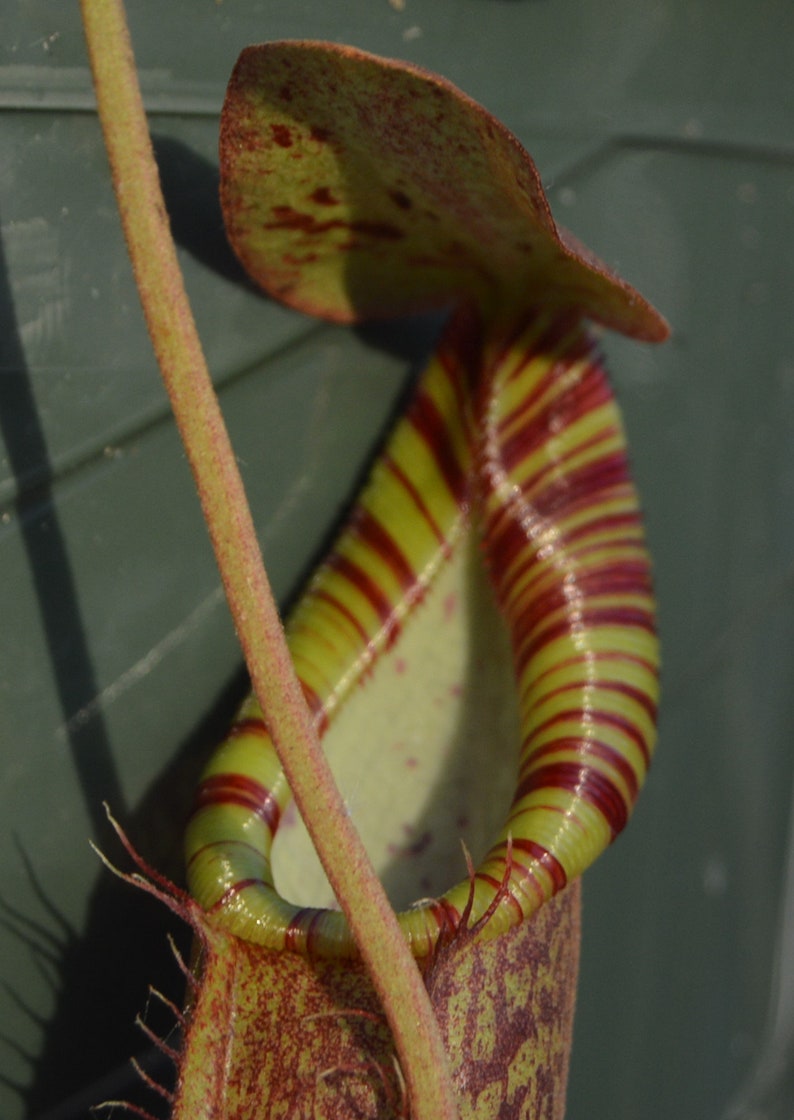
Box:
(79, 2), (459, 1116)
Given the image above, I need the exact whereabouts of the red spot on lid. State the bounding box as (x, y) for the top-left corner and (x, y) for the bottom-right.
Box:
(389, 189), (413, 211)
(310, 186), (339, 206)
(282, 251), (319, 266)
(264, 206), (404, 242)
(270, 123), (293, 148)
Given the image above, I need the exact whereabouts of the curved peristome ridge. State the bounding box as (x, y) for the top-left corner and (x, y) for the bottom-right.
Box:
(185, 308), (659, 956)
(471, 310), (659, 937)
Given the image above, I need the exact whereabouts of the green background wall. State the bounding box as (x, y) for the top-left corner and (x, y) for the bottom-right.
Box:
(1, 3), (793, 1117)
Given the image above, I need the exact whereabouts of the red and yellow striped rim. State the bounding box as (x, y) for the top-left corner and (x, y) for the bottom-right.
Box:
(185, 307), (659, 957)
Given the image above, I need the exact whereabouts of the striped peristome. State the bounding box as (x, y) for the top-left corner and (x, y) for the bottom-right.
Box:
(185, 307), (659, 956)
(470, 310), (658, 935)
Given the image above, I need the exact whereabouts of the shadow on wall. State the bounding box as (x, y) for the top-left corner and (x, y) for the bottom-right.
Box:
(0, 133), (444, 1119)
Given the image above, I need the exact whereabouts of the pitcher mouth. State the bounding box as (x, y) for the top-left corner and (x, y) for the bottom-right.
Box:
(184, 309), (659, 961)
